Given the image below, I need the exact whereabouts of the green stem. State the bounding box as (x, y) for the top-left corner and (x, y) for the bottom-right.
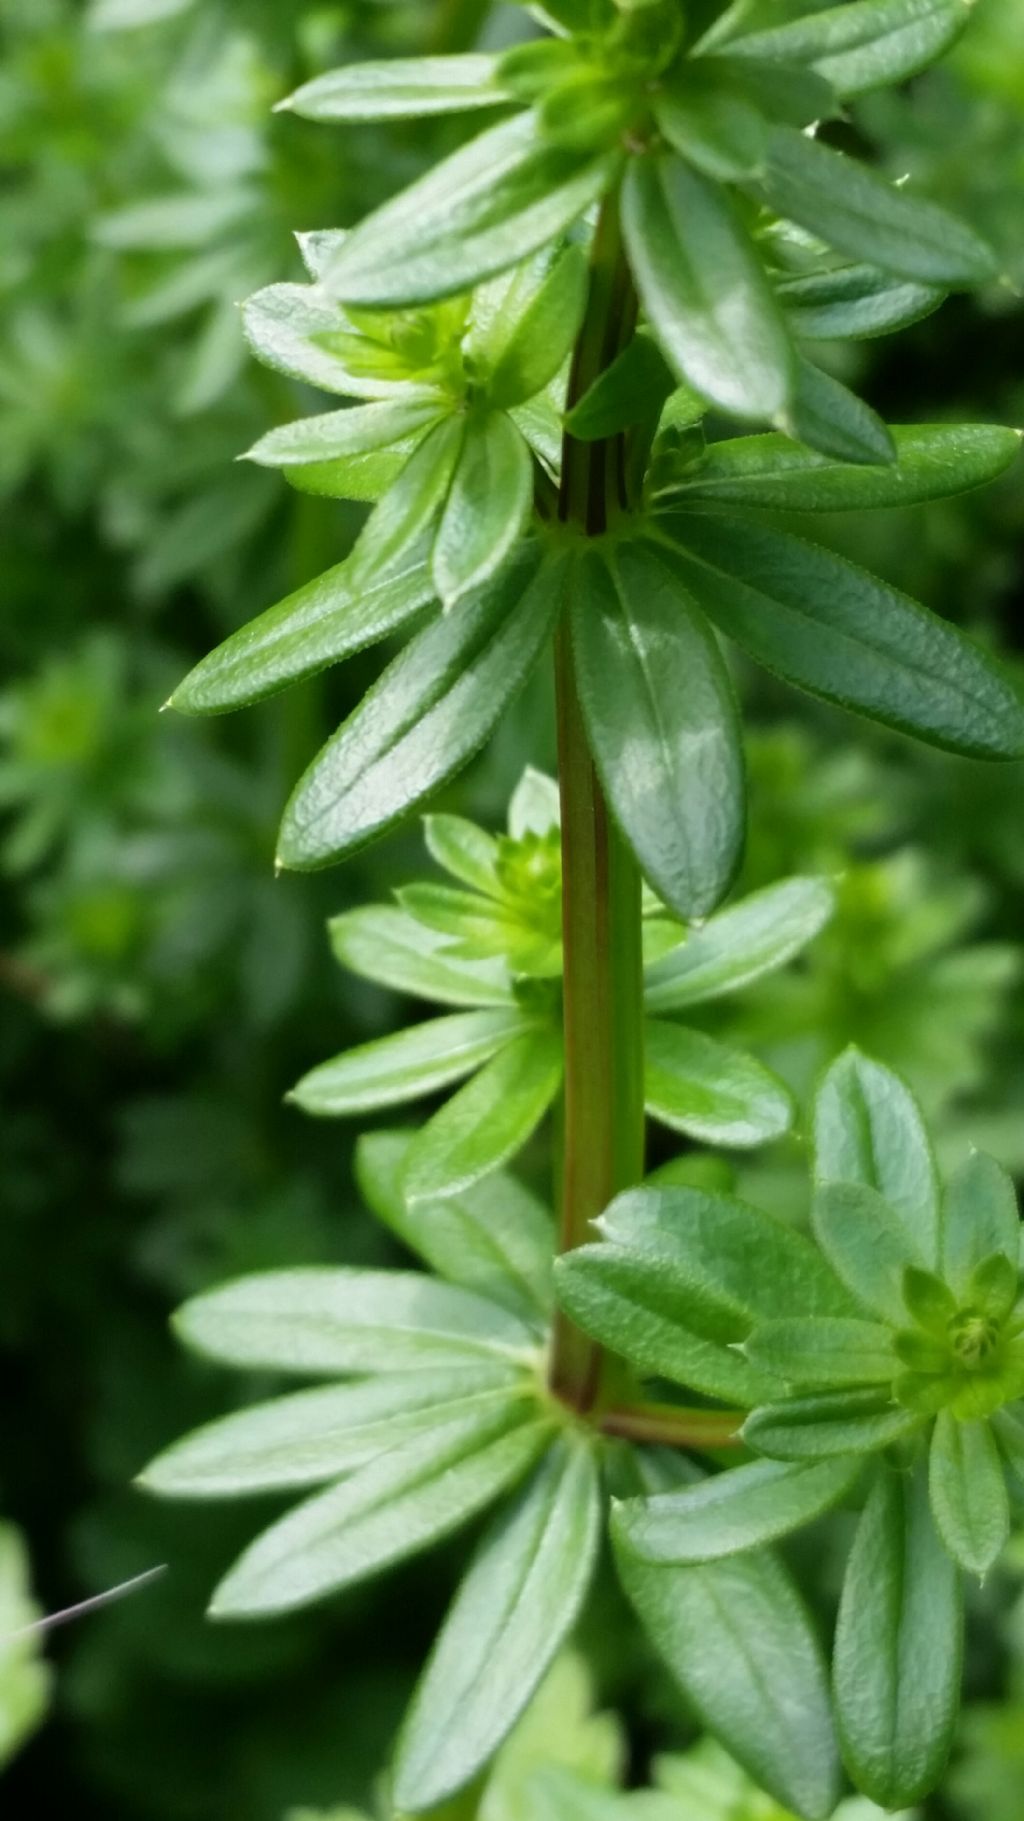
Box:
(549, 196), (645, 1414)
(599, 1403), (744, 1452)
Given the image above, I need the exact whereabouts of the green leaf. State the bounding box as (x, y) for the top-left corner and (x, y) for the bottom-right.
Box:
(815, 1048), (939, 1263)
(705, 52), (838, 126)
(724, 0), (970, 98)
(397, 884), (537, 966)
(393, 1436), (601, 1810)
(432, 412), (534, 609)
(621, 152), (795, 420)
(615, 1544), (840, 1820)
(745, 1388), (923, 1459)
(834, 1461), (963, 1808)
(571, 543), (744, 921)
(349, 417), (466, 587)
(776, 262), (944, 339)
(169, 547), (435, 715)
(598, 1182), (859, 1323)
(555, 1244), (775, 1406)
(288, 1009), (527, 1116)
(323, 113), (618, 308)
(654, 66), (768, 184)
(745, 1317), (898, 1389)
(784, 354), (896, 467)
(612, 1455), (861, 1564)
(328, 905), (513, 1008)
(139, 1367), (526, 1499)
(929, 1411), (1010, 1577)
(555, 1175), (854, 1406)
(760, 126), (999, 288)
(242, 282), (435, 402)
(424, 813), (503, 896)
(281, 54), (511, 121)
(645, 1020), (792, 1148)
(243, 400), (445, 470)
(209, 1401), (552, 1618)
(644, 875), (834, 1012)
(663, 423), (1022, 512)
(172, 1267), (539, 1376)
(355, 1129), (554, 1320)
(654, 516), (1024, 760)
(278, 447), (413, 504)
(941, 1150), (1021, 1297)
(402, 1028), (564, 1203)
(992, 1407), (1024, 1490)
(487, 245), (588, 407)
(565, 333), (675, 441)
(508, 766), (561, 838)
(277, 545), (566, 870)
(813, 1181), (928, 1323)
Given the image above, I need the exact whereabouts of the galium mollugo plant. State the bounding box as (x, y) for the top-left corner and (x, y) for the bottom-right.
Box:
(145, 2), (1024, 1818)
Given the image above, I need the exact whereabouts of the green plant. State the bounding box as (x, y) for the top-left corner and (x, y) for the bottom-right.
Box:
(134, 2), (1024, 1818)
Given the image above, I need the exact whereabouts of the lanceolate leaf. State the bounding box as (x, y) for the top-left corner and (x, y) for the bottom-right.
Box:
(815, 1047), (939, 1263)
(622, 152), (795, 421)
(355, 1130), (554, 1321)
(432, 411), (534, 609)
(776, 262), (944, 340)
(555, 1243), (776, 1407)
(281, 54), (512, 121)
(662, 424), (1022, 512)
(393, 1437), (601, 1810)
(349, 416), (466, 586)
(644, 876), (835, 1011)
(929, 1410), (1010, 1577)
(644, 1020), (792, 1148)
(759, 126), (999, 288)
(724, 0), (970, 98)
(172, 1267), (540, 1376)
(654, 515), (1024, 760)
(402, 1027), (564, 1203)
(243, 400), (444, 470)
(209, 1401), (552, 1618)
(486, 245), (588, 407)
(615, 1544), (840, 1820)
(745, 1317), (898, 1389)
(288, 1008), (527, 1115)
(941, 1149), (1021, 1295)
(571, 542), (745, 920)
(613, 1455), (861, 1564)
(423, 814), (502, 896)
(328, 905), (514, 1008)
(139, 1366), (525, 1499)
(812, 1181), (928, 1323)
(597, 1183), (859, 1325)
(323, 113), (619, 307)
(241, 283), (435, 401)
(653, 66), (768, 184)
(784, 354), (896, 467)
(169, 546), (435, 715)
(277, 545), (567, 869)
(564, 332), (675, 441)
(834, 1462), (963, 1808)
(744, 1388), (922, 1460)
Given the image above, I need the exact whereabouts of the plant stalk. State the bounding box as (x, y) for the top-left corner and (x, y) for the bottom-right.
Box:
(549, 197), (645, 1414)
(600, 1403), (744, 1451)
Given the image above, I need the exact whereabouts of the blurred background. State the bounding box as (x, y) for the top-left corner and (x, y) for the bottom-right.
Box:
(1, 1), (1023, 1815)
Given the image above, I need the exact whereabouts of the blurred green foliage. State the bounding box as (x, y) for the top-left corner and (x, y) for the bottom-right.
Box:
(2, 0), (1023, 1816)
